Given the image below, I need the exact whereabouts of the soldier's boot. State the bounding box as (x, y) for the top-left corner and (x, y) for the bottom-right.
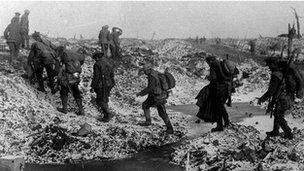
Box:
(57, 96), (68, 114)
(99, 103), (114, 122)
(266, 119), (280, 137)
(279, 119), (293, 140)
(223, 109), (231, 128)
(139, 109), (152, 126)
(76, 99), (85, 116)
(160, 113), (174, 134)
(212, 116), (224, 132)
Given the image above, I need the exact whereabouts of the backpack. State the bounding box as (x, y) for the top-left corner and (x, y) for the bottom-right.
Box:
(164, 71), (176, 89)
(285, 64), (304, 99)
(222, 59), (238, 78)
(158, 73), (169, 91)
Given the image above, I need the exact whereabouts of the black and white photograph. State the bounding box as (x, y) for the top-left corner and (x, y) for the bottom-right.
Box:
(1, 1), (304, 171)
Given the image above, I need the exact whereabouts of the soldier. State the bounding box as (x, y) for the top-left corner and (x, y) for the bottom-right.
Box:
(11, 12), (21, 23)
(98, 25), (110, 53)
(205, 56), (231, 131)
(136, 66), (173, 134)
(57, 52), (84, 116)
(28, 40), (57, 93)
(4, 16), (22, 64)
(32, 31), (57, 51)
(258, 57), (293, 139)
(109, 27), (122, 58)
(20, 9), (30, 49)
(90, 52), (115, 122)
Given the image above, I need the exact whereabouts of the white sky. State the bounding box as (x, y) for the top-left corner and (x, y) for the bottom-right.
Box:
(1, 1), (304, 39)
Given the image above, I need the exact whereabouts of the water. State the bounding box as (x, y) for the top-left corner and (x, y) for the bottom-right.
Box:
(25, 102), (264, 171)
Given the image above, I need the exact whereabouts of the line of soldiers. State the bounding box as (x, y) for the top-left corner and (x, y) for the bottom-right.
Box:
(98, 25), (122, 59)
(23, 30), (174, 133)
(4, 10), (30, 64)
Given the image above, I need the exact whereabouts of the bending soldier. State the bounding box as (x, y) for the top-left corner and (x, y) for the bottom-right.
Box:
(90, 52), (115, 122)
(109, 27), (122, 58)
(258, 57), (293, 139)
(136, 66), (173, 134)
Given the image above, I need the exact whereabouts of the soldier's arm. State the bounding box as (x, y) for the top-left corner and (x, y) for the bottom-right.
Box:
(259, 75), (280, 103)
(91, 63), (100, 90)
(3, 25), (10, 39)
(138, 76), (156, 96)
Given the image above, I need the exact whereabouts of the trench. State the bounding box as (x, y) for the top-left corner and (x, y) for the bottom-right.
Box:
(25, 102), (265, 171)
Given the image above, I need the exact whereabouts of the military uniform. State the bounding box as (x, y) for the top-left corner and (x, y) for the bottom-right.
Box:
(4, 19), (22, 64)
(57, 51), (84, 115)
(109, 27), (122, 58)
(137, 68), (173, 134)
(20, 11), (30, 49)
(29, 42), (57, 93)
(91, 53), (115, 122)
(258, 68), (293, 139)
(207, 57), (231, 132)
(98, 26), (110, 53)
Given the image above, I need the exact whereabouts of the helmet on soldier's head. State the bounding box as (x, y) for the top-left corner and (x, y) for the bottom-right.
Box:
(31, 31), (41, 38)
(24, 9), (30, 14)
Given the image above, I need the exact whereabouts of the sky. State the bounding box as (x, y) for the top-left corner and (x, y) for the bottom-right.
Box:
(1, 1), (304, 39)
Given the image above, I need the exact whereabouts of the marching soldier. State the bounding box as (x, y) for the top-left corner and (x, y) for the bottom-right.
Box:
(20, 9), (30, 49)
(90, 52), (115, 122)
(258, 57), (293, 139)
(136, 66), (173, 134)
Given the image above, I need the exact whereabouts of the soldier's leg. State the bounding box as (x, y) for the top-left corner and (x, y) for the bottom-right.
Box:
(212, 103), (224, 132)
(100, 87), (114, 121)
(14, 43), (20, 62)
(276, 109), (293, 139)
(7, 42), (15, 64)
(35, 67), (46, 92)
(110, 45), (115, 58)
(266, 116), (280, 136)
(71, 83), (84, 115)
(222, 106), (231, 127)
(45, 64), (56, 93)
(157, 104), (173, 134)
(58, 86), (69, 114)
(139, 97), (152, 126)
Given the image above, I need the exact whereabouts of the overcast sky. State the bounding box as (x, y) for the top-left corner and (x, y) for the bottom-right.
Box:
(1, 1), (304, 39)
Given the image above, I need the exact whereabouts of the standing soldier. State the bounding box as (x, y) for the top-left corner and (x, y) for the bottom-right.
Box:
(136, 66), (173, 134)
(258, 57), (293, 139)
(90, 52), (115, 122)
(109, 27), (122, 58)
(98, 25), (110, 54)
(4, 16), (22, 64)
(20, 9), (30, 49)
(11, 12), (21, 23)
(57, 52), (84, 115)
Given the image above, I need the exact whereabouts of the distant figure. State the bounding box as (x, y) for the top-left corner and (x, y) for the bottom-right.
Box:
(4, 17), (22, 64)
(98, 25), (110, 53)
(109, 27), (123, 58)
(202, 36), (206, 43)
(20, 9), (30, 49)
(195, 36), (199, 44)
(91, 52), (116, 122)
(11, 12), (21, 23)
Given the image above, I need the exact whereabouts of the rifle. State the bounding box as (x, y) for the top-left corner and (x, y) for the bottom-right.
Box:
(266, 24), (296, 118)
